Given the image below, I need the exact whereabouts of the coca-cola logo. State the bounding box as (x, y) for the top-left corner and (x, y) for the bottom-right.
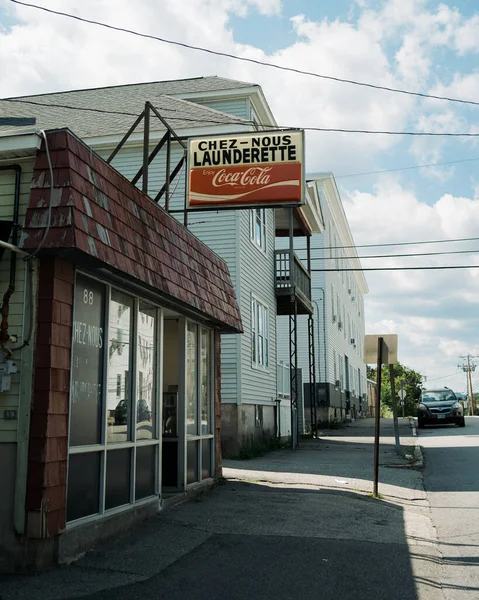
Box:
(211, 167), (272, 188)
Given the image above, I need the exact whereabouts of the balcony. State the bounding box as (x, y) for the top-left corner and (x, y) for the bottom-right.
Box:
(275, 250), (313, 315)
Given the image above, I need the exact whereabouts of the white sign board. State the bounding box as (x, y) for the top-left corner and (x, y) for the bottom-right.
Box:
(364, 334), (398, 365)
(399, 389), (406, 400)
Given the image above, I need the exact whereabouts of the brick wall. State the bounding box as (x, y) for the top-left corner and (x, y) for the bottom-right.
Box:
(26, 257), (73, 538)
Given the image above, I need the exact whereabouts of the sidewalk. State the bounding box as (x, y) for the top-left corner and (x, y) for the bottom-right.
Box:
(0, 418), (442, 600)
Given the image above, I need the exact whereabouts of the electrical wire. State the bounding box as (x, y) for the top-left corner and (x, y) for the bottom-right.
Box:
(4, 97), (479, 137)
(319, 236), (479, 251)
(8, 0), (479, 109)
(335, 156), (479, 179)
(311, 265), (479, 271)
(426, 371), (463, 382)
(305, 248), (479, 260)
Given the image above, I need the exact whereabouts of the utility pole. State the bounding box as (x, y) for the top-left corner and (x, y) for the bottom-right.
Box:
(458, 355), (478, 415)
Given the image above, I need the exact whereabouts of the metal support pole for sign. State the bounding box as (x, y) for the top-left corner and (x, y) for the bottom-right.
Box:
(142, 103), (150, 195)
(373, 337), (383, 498)
(389, 364), (400, 454)
(400, 380), (405, 418)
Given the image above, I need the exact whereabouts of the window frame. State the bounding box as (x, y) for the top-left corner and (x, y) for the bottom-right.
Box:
(249, 208), (267, 253)
(67, 272), (163, 527)
(251, 295), (270, 371)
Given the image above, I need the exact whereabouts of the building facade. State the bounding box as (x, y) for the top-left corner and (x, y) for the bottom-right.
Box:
(0, 128), (242, 571)
(277, 174), (368, 430)
(1, 77), (322, 456)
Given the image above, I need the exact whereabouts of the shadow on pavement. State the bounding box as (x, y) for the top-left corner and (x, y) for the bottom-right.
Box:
(1, 481), (426, 600)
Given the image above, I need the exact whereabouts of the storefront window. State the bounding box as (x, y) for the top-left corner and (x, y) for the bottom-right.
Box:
(67, 274), (162, 524)
(70, 276), (105, 447)
(200, 328), (212, 435)
(137, 301), (156, 441)
(186, 323), (198, 436)
(107, 291), (133, 443)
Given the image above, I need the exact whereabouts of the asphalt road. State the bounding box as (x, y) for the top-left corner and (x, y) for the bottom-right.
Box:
(419, 415), (479, 599)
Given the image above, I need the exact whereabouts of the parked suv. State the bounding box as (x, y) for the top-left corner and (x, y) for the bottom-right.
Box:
(417, 388), (465, 428)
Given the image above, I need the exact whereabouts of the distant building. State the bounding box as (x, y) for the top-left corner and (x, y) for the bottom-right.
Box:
(278, 174), (368, 430)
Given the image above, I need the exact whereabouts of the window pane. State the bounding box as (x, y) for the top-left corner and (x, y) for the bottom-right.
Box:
(187, 440), (199, 484)
(70, 276), (105, 447)
(105, 448), (131, 510)
(186, 323), (198, 436)
(135, 445), (157, 500)
(200, 329), (212, 435)
(137, 302), (156, 440)
(67, 452), (101, 522)
(202, 438), (212, 480)
(107, 291), (134, 443)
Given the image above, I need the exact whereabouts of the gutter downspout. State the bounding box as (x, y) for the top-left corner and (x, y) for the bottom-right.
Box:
(0, 164), (22, 358)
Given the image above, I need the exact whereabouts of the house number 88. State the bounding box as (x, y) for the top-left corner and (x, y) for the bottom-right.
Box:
(83, 289), (94, 305)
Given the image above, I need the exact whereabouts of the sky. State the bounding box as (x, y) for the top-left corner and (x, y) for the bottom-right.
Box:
(1, 0), (479, 394)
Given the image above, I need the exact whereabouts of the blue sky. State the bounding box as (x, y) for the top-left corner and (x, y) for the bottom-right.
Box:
(1, 0), (479, 392)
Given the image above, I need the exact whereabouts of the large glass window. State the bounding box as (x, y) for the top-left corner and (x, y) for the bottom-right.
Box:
(186, 323), (198, 436)
(67, 274), (161, 524)
(185, 322), (214, 486)
(107, 291), (133, 443)
(70, 276), (105, 447)
(200, 328), (212, 435)
(137, 301), (156, 441)
(251, 297), (269, 369)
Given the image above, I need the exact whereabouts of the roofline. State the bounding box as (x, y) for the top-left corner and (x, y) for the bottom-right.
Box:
(3, 76), (255, 101)
(0, 129), (43, 156)
(173, 85), (277, 127)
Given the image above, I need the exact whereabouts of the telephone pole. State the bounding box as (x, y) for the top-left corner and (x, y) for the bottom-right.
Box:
(458, 355), (477, 415)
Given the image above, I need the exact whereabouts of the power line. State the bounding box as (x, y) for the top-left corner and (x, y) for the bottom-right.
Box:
(311, 265), (479, 271)
(320, 236), (479, 251)
(307, 248), (479, 260)
(335, 156), (479, 179)
(8, 0), (479, 109)
(427, 371), (463, 382)
(4, 97), (479, 137)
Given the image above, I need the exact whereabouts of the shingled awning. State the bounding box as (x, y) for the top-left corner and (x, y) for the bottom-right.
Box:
(20, 129), (243, 334)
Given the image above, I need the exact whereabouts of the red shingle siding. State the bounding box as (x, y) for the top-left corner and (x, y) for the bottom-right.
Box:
(26, 257), (73, 538)
(22, 130), (242, 333)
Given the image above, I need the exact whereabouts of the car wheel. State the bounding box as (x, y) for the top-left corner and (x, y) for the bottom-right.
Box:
(417, 418), (425, 429)
(458, 417), (466, 427)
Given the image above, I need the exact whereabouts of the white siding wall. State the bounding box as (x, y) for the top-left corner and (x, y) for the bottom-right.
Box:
(193, 98), (249, 120)
(0, 160), (35, 443)
(275, 187), (367, 397)
(239, 209), (277, 405)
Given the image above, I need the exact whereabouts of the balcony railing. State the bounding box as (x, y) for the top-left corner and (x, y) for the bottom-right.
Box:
(275, 250), (312, 301)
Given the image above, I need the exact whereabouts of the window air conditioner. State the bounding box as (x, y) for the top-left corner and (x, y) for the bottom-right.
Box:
(338, 321), (343, 329)
(335, 379), (341, 388)
(332, 315), (337, 322)
(350, 338), (355, 345)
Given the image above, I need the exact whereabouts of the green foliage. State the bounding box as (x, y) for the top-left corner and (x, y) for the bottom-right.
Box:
(368, 362), (423, 417)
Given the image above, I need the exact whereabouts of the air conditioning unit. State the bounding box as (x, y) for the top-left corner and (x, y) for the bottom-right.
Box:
(335, 379), (341, 388)
(332, 315), (337, 323)
(350, 338), (355, 345)
(338, 321), (343, 329)
(348, 288), (352, 294)
(351, 296), (356, 301)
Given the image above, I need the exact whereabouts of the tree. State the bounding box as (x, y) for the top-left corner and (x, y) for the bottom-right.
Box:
(368, 362), (423, 417)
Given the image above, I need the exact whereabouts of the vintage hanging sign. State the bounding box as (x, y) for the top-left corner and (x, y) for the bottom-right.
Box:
(187, 129), (304, 209)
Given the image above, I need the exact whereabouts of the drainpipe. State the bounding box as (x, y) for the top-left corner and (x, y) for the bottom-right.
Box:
(0, 165), (22, 357)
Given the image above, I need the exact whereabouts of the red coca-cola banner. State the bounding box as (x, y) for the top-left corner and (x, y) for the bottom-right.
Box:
(187, 130), (304, 209)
